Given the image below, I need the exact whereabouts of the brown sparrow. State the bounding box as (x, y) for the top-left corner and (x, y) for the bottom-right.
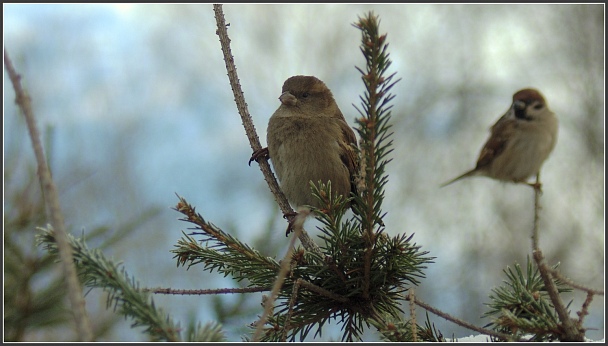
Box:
(441, 88), (558, 189)
(251, 75), (358, 231)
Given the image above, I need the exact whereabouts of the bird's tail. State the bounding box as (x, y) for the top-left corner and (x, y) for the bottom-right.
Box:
(439, 169), (477, 188)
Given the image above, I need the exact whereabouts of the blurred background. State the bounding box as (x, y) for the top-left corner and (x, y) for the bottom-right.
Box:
(4, 4), (604, 342)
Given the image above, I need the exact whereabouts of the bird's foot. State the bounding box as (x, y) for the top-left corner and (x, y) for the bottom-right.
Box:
(283, 212), (297, 236)
(283, 207), (312, 236)
(249, 147), (269, 166)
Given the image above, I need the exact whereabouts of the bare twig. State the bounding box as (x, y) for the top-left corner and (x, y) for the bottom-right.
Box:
(252, 225), (302, 341)
(533, 251), (583, 340)
(577, 292), (594, 325)
(530, 173), (584, 341)
(409, 288), (417, 342)
(531, 173), (542, 251)
(282, 279), (301, 341)
(212, 4), (322, 256)
(148, 287), (269, 295)
(297, 278), (349, 304)
(407, 296), (521, 341)
(549, 269), (604, 296)
(4, 49), (93, 341)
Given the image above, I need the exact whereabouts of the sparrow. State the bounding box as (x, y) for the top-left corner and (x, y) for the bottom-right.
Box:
(250, 75), (358, 233)
(441, 88), (558, 189)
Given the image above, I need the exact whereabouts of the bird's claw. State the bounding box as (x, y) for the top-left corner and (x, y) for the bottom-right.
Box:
(249, 147), (269, 166)
(283, 212), (297, 236)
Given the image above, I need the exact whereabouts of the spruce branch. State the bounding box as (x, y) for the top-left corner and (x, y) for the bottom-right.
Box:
(172, 196), (281, 286)
(36, 227), (226, 342)
(4, 49), (93, 341)
(185, 321), (226, 342)
(351, 13), (400, 301)
(172, 195), (309, 342)
(484, 257), (572, 341)
(371, 312), (446, 342)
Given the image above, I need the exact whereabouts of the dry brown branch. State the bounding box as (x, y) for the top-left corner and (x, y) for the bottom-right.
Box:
(148, 287), (269, 295)
(297, 278), (349, 304)
(409, 288), (417, 342)
(282, 279), (301, 341)
(252, 225), (302, 341)
(4, 49), (93, 341)
(549, 269), (604, 296)
(407, 295), (521, 341)
(530, 173), (585, 341)
(578, 292), (595, 325)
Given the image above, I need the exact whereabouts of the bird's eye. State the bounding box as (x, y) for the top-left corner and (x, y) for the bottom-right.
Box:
(533, 104), (543, 110)
(301, 92), (310, 98)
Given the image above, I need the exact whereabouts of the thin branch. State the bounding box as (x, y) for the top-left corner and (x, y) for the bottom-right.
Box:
(282, 279), (301, 341)
(533, 251), (584, 341)
(252, 225), (302, 341)
(577, 292), (594, 325)
(147, 287), (269, 295)
(409, 288), (417, 342)
(298, 278), (350, 304)
(531, 173), (541, 251)
(4, 49), (93, 341)
(548, 269), (604, 296)
(212, 4), (321, 256)
(530, 173), (584, 341)
(407, 296), (522, 341)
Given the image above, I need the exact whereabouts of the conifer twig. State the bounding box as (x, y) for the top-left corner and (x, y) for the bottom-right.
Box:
(352, 12), (397, 301)
(37, 228), (182, 341)
(4, 49), (93, 341)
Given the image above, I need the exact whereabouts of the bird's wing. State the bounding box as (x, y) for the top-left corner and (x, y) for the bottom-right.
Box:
(337, 118), (359, 197)
(475, 116), (517, 169)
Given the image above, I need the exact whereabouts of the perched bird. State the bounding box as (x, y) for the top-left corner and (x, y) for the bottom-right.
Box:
(441, 88), (558, 189)
(250, 75), (358, 231)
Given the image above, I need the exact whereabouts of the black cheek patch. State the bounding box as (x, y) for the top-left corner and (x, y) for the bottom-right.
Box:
(514, 107), (527, 119)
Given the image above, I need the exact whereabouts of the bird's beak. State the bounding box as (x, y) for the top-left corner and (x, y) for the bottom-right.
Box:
(512, 100), (526, 111)
(279, 91), (297, 106)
